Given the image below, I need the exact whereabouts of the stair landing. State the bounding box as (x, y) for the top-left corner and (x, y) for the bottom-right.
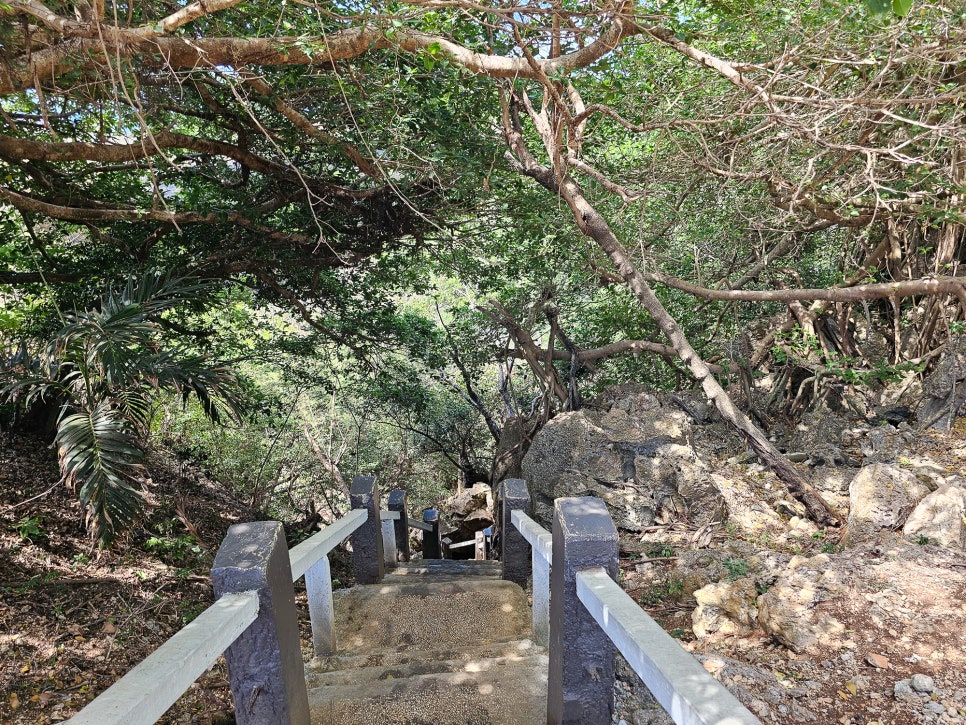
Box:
(307, 560), (547, 725)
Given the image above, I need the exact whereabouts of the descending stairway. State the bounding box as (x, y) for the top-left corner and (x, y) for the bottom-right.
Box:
(306, 559), (548, 725)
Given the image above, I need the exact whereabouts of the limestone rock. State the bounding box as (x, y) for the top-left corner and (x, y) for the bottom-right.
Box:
(441, 483), (494, 536)
(919, 334), (966, 431)
(692, 576), (759, 638)
(911, 674), (935, 693)
(520, 395), (722, 531)
(756, 555), (848, 653)
(709, 473), (785, 538)
(903, 485), (966, 550)
(788, 398), (850, 456)
(858, 426), (910, 464)
(844, 463), (930, 545)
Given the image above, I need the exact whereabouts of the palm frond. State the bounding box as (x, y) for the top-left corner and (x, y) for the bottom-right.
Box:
(137, 350), (244, 424)
(57, 400), (147, 546)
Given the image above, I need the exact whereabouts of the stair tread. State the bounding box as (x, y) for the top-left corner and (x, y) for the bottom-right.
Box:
(307, 651), (548, 687)
(309, 636), (542, 673)
(333, 577), (531, 651)
(308, 658), (547, 725)
(389, 560), (502, 577)
(308, 564), (543, 724)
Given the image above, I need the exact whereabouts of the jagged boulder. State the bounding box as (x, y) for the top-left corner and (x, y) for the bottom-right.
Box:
(441, 483), (494, 537)
(691, 576), (759, 638)
(919, 334), (966, 431)
(903, 483), (966, 550)
(520, 391), (723, 531)
(756, 554), (848, 653)
(843, 463), (931, 545)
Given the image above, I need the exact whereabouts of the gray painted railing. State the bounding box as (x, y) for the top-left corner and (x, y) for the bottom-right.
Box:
(510, 508), (551, 646)
(64, 592), (259, 725)
(500, 477), (763, 725)
(66, 476), (415, 725)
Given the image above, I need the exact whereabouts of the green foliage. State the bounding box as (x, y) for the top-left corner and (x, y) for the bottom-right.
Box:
(771, 325), (925, 388)
(865, 0), (913, 16)
(144, 528), (204, 565)
(638, 577), (685, 605)
(2, 273), (243, 545)
(723, 557), (749, 580)
(13, 515), (45, 542)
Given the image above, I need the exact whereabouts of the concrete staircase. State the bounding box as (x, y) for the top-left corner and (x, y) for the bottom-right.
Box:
(306, 560), (548, 725)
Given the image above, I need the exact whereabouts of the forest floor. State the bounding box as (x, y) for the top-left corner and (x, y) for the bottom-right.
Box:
(1, 426), (964, 725)
(0, 431), (353, 725)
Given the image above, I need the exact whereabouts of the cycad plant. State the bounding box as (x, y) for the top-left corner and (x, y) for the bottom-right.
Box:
(3, 273), (243, 545)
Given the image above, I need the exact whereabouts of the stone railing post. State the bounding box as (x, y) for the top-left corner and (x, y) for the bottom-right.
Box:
(388, 489), (410, 562)
(381, 518), (398, 570)
(211, 521), (309, 725)
(304, 553), (336, 656)
(422, 508), (441, 559)
(499, 478), (531, 588)
(350, 475), (384, 584)
(547, 497), (618, 725)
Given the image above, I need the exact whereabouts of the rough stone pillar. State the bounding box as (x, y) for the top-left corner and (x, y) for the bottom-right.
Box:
(350, 475), (384, 584)
(547, 497), (618, 725)
(388, 489), (411, 562)
(211, 521), (309, 725)
(422, 509), (441, 559)
(500, 478), (532, 587)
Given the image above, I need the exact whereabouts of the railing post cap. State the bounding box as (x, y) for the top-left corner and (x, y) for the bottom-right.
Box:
(554, 497), (617, 540)
(388, 489), (407, 505)
(212, 521), (285, 579)
(501, 478), (530, 501)
(350, 475), (376, 495)
(423, 508), (439, 522)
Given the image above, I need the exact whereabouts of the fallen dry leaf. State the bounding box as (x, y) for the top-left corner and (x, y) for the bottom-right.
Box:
(866, 653), (889, 669)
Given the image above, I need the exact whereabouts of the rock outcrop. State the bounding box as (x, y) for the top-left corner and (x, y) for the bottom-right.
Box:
(903, 483), (966, 550)
(756, 553), (848, 653)
(843, 463), (931, 545)
(691, 576), (759, 638)
(919, 334), (966, 431)
(520, 390), (725, 531)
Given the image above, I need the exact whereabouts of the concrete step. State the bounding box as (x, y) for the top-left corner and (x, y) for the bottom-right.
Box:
(307, 649), (547, 687)
(386, 559), (502, 579)
(308, 656), (548, 725)
(333, 578), (530, 651)
(308, 637), (543, 674)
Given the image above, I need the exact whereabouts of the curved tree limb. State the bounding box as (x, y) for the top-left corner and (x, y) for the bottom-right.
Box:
(502, 88), (842, 527)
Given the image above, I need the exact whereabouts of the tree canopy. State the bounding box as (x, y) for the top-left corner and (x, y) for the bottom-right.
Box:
(2, 0), (964, 540)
